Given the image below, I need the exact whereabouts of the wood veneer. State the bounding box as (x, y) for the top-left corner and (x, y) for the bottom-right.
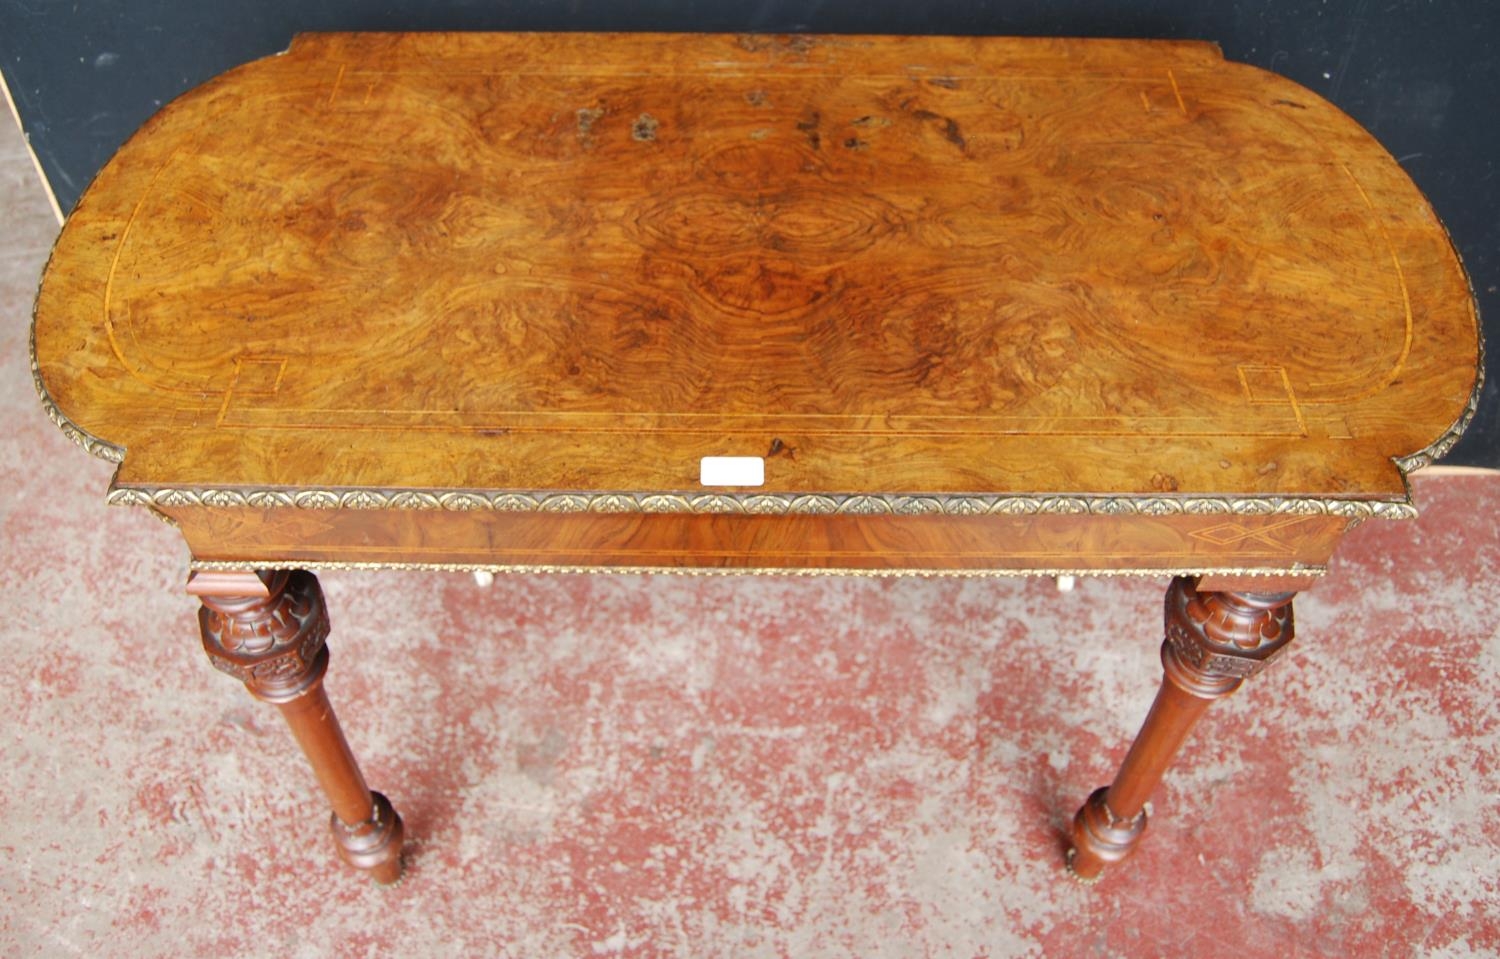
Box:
(33, 32), (1477, 540)
(30, 32), (1481, 885)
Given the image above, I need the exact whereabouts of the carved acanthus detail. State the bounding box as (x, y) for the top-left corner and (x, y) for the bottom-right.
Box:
(196, 570), (330, 702)
(1162, 578), (1296, 696)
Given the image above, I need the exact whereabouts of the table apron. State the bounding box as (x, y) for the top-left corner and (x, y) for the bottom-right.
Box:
(162, 506), (1348, 578)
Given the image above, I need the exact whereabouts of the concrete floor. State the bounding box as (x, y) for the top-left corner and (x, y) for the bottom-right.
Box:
(2, 107), (1498, 958)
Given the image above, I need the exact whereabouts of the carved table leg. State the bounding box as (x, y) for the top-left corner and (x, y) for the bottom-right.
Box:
(1067, 577), (1295, 883)
(187, 569), (404, 884)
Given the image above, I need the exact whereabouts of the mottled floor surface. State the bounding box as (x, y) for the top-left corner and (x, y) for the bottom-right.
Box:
(3, 109), (1498, 959)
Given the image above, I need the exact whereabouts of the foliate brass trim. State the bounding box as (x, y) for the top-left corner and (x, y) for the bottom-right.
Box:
(187, 559), (1329, 579)
(108, 485), (1419, 520)
(1395, 314), (1485, 473)
(29, 309), (125, 464)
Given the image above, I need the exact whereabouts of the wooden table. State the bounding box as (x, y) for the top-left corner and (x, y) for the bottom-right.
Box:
(30, 32), (1480, 885)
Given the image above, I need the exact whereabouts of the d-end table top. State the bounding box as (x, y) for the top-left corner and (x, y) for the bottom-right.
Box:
(31, 32), (1481, 517)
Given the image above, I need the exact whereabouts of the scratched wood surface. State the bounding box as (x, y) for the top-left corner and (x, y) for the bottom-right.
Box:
(31, 33), (1479, 539)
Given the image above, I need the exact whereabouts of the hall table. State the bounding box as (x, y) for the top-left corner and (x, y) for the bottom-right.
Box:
(31, 32), (1481, 885)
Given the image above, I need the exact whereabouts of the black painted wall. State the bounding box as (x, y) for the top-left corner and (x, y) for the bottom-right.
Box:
(3, 1), (1494, 467)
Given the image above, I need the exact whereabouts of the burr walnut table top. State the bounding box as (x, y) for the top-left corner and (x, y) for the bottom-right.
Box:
(31, 33), (1480, 576)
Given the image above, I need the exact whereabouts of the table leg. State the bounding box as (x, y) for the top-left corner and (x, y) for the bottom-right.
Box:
(187, 569), (404, 884)
(1066, 577), (1296, 883)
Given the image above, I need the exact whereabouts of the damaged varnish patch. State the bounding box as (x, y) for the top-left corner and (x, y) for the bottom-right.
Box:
(632, 113), (659, 142)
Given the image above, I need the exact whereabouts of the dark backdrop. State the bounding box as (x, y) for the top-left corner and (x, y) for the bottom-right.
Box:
(3, 1), (1495, 467)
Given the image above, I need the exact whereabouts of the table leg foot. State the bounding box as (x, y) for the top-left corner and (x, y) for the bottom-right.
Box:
(188, 569), (406, 884)
(1065, 577), (1296, 883)
(332, 791), (404, 884)
(1067, 787), (1147, 883)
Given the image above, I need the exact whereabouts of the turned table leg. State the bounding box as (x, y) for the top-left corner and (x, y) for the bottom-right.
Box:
(1067, 576), (1296, 883)
(187, 569), (404, 884)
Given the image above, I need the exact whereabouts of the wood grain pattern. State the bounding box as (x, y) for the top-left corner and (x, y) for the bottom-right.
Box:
(160, 504), (1346, 577)
(30, 32), (1480, 572)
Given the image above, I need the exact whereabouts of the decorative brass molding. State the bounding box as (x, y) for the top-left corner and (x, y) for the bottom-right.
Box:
(1395, 315), (1486, 473)
(28, 310), (125, 464)
(188, 559), (1327, 579)
(108, 485), (1419, 520)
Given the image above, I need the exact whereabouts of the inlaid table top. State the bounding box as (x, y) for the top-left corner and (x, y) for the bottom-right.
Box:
(32, 32), (1481, 576)
(25, 30), (1486, 891)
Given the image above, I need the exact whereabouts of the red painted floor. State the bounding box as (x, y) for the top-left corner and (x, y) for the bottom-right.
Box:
(4, 111), (1499, 958)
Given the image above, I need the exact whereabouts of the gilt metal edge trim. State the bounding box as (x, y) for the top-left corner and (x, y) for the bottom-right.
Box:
(186, 560), (1329, 579)
(1393, 292), (1486, 474)
(107, 485), (1419, 520)
(28, 299), (125, 465)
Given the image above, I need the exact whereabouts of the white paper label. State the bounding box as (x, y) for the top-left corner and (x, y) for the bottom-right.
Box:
(699, 456), (765, 487)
